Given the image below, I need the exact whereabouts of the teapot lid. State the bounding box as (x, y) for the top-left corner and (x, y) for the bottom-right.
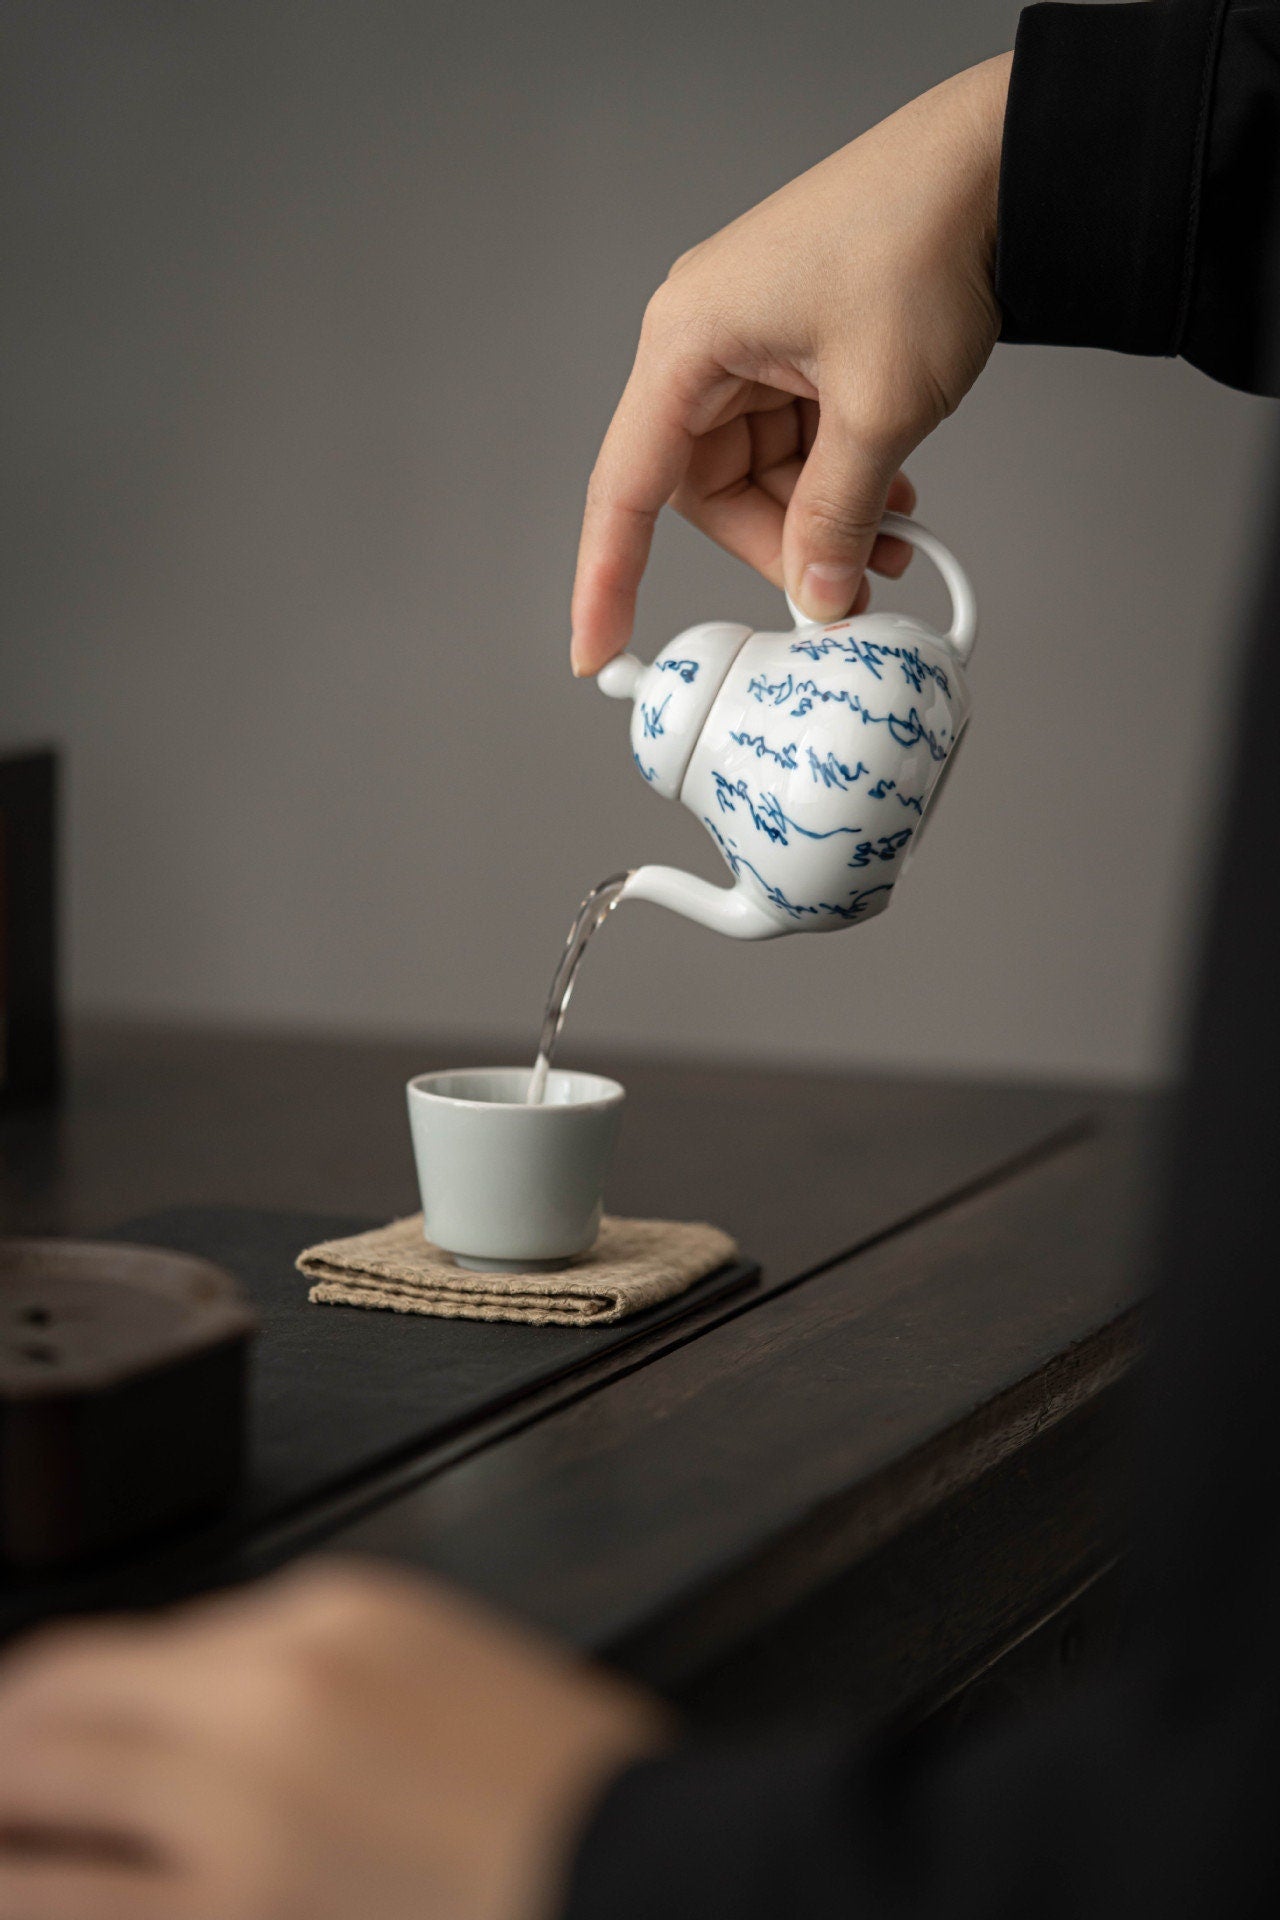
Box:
(599, 622), (750, 800)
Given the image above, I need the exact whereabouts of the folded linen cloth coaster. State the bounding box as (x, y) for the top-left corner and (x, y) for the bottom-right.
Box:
(298, 1213), (738, 1327)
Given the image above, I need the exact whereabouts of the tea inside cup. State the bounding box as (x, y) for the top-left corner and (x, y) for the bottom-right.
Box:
(406, 1067), (624, 1271)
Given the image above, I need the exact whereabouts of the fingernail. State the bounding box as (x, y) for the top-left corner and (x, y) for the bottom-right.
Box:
(799, 562), (859, 622)
(570, 635), (587, 677)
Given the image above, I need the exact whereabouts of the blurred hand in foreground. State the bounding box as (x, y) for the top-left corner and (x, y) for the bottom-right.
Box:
(0, 1560), (668, 1920)
(571, 53), (1011, 673)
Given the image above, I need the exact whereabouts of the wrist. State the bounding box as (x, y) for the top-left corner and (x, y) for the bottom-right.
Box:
(492, 1681), (674, 1920)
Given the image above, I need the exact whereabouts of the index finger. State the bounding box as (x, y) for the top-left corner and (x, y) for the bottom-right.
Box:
(570, 349), (695, 677)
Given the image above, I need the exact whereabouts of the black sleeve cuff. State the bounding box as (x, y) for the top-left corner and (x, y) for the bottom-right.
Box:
(997, 1), (1230, 357)
(559, 1735), (871, 1920)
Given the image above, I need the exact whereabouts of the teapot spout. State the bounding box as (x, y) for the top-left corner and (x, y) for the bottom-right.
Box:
(623, 866), (784, 940)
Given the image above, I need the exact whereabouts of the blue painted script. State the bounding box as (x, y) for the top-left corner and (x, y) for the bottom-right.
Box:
(747, 672), (949, 762)
(788, 632), (951, 698)
(807, 748), (869, 791)
(729, 729), (799, 771)
(711, 771), (859, 847)
(703, 816), (893, 922)
(867, 775), (925, 814)
(846, 828), (913, 868)
(640, 694), (671, 739)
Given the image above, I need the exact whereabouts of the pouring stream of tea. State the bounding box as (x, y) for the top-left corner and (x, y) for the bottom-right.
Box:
(527, 872), (632, 1103)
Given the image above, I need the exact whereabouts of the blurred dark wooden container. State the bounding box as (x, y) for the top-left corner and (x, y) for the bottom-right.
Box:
(1, 1240), (257, 1571)
(0, 748), (60, 1106)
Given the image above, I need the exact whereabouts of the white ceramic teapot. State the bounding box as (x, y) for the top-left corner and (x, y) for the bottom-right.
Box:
(598, 513), (977, 938)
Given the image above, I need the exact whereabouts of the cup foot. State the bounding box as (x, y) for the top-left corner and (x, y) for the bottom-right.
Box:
(449, 1251), (577, 1274)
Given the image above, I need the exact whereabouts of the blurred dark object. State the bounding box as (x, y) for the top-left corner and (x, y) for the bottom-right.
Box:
(0, 1238), (256, 1571)
(0, 749), (60, 1106)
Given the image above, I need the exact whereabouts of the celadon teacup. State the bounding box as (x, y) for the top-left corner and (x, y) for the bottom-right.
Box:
(406, 1067), (624, 1271)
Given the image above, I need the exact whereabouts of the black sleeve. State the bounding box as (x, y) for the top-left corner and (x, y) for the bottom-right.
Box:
(996, 0), (1280, 395)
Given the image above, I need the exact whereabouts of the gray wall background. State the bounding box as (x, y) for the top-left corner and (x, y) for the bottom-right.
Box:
(3, 0), (1274, 1084)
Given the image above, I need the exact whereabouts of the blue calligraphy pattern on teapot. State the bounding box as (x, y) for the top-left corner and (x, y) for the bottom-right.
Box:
(788, 631), (951, 697)
(745, 669), (951, 762)
(640, 694), (671, 738)
(710, 771), (867, 846)
(702, 816), (895, 924)
(606, 519), (976, 939)
(806, 748), (871, 790)
(728, 729), (800, 771)
(677, 611), (970, 931)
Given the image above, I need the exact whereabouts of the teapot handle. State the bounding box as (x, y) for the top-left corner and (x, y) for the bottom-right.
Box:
(783, 511), (977, 666)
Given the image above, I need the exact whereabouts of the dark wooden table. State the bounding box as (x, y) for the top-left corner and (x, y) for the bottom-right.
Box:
(1, 1020), (1156, 1738)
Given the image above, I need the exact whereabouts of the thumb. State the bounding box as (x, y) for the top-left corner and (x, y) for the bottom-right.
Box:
(782, 406), (898, 623)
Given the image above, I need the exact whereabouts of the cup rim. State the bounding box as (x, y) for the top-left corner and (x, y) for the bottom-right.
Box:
(407, 1065), (625, 1112)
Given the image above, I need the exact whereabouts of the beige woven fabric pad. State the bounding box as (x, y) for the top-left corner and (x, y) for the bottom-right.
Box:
(298, 1213), (737, 1327)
